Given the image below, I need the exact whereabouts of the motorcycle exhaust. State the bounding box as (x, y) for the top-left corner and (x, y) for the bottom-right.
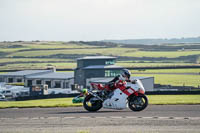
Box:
(87, 90), (104, 101)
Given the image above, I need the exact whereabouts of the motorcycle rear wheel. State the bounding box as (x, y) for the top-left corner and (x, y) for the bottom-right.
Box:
(128, 94), (148, 112)
(83, 94), (102, 112)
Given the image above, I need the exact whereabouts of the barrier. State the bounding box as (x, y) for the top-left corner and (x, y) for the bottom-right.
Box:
(15, 93), (80, 101)
(146, 91), (200, 95)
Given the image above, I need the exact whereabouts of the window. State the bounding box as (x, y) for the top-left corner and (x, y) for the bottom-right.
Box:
(17, 79), (22, 82)
(45, 81), (51, 88)
(8, 78), (13, 83)
(36, 80), (42, 85)
(105, 60), (115, 65)
(27, 80), (32, 87)
(54, 81), (61, 88)
(105, 70), (120, 77)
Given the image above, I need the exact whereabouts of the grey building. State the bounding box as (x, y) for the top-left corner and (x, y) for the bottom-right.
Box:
(0, 70), (53, 83)
(75, 56), (124, 87)
(0, 69), (74, 89)
(26, 72), (74, 89)
(75, 56), (154, 91)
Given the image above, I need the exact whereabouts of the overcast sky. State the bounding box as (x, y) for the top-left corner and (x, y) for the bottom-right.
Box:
(0, 0), (200, 41)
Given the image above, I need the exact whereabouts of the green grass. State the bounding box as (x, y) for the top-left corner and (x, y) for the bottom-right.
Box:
(0, 58), (72, 63)
(0, 62), (76, 70)
(1, 41), (200, 71)
(0, 98), (82, 109)
(148, 95), (200, 105)
(0, 42), (97, 50)
(122, 50), (200, 58)
(116, 62), (198, 67)
(7, 47), (132, 57)
(0, 41), (200, 88)
(6, 47), (200, 58)
(131, 68), (200, 73)
(0, 95), (200, 109)
(134, 74), (200, 87)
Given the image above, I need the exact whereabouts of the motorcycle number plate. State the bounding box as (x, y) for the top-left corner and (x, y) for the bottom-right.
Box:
(127, 89), (134, 94)
(122, 88), (135, 96)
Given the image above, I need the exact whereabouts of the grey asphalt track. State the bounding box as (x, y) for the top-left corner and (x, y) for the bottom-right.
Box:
(0, 105), (200, 133)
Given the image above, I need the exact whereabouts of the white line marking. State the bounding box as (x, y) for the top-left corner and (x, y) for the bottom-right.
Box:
(126, 116), (138, 119)
(18, 117), (29, 120)
(47, 117), (60, 119)
(189, 117), (200, 120)
(31, 117), (39, 120)
(110, 116), (123, 119)
(80, 117), (91, 119)
(63, 117), (76, 119)
(95, 117), (106, 119)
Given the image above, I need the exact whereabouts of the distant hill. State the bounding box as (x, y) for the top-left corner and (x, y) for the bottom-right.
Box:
(103, 37), (200, 45)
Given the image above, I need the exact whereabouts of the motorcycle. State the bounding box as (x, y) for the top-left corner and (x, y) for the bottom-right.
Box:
(83, 79), (148, 112)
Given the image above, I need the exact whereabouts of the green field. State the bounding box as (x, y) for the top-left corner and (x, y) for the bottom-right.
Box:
(0, 41), (200, 87)
(0, 41), (200, 70)
(122, 50), (200, 58)
(131, 68), (200, 74)
(0, 95), (200, 109)
(134, 74), (200, 87)
(116, 62), (198, 67)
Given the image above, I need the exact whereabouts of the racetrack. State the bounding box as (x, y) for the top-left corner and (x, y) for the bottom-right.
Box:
(0, 105), (200, 133)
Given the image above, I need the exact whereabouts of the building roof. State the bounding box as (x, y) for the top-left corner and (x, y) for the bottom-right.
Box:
(26, 72), (74, 80)
(0, 70), (52, 76)
(83, 65), (123, 70)
(77, 56), (116, 60)
(88, 77), (153, 83)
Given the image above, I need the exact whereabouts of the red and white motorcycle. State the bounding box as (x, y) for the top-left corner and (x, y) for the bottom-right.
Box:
(83, 79), (148, 112)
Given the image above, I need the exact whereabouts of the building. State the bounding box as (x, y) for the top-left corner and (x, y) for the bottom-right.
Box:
(0, 56), (154, 92)
(25, 72), (74, 89)
(75, 56), (124, 87)
(75, 56), (154, 91)
(0, 69), (74, 89)
(0, 70), (53, 83)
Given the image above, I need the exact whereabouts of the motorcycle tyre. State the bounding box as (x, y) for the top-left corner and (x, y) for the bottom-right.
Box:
(128, 94), (148, 112)
(83, 94), (102, 112)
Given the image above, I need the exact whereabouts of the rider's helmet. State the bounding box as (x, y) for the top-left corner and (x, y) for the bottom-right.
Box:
(120, 69), (131, 80)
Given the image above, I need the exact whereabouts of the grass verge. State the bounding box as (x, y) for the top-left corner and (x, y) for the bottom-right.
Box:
(147, 95), (200, 105)
(0, 95), (200, 109)
(0, 98), (82, 109)
(133, 74), (200, 87)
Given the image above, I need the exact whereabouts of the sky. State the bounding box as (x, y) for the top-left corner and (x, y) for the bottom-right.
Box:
(0, 0), (200, 41)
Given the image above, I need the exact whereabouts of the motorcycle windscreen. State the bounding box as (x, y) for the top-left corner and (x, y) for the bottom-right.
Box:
(136, 79), (145, 93)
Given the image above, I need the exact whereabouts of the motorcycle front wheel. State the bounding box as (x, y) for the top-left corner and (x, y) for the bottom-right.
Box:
(128, 94), (148, 112)
(83, 94), (102, 112)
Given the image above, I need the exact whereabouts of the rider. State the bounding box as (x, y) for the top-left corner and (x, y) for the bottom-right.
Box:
(107, 69), (132, 90)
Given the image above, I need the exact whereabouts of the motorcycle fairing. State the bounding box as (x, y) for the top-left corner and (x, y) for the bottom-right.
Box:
(103, 88), (128, 109)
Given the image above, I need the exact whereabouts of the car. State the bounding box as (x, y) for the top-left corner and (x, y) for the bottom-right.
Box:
(2, 90), (12, 97)
(0, 94), (6, 101)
